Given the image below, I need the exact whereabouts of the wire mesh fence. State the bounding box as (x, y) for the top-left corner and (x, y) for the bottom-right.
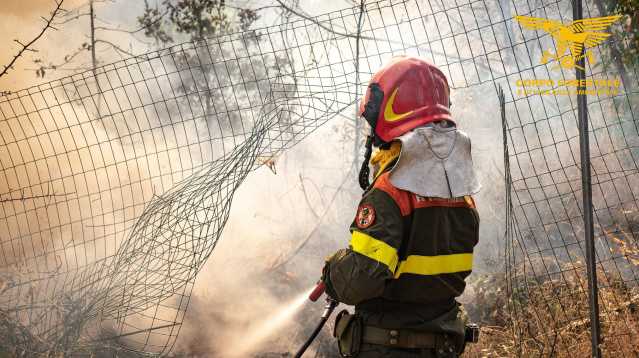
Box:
(499, 0), (639, 355)
(0, 0), (636, 356)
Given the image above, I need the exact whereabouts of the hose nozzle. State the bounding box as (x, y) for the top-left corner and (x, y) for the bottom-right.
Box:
(308, 281), (326, 302)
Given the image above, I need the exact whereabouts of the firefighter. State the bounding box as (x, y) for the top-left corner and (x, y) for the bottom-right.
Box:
(321, 56), (481, 357)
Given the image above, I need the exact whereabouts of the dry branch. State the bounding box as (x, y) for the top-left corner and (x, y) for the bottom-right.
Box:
(94, 39), (137, 58)
(0, 0), (65, 78)
(268, 170), (352, 272)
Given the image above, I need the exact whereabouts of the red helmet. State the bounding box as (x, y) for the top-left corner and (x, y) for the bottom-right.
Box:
(359, 56), (453, 144)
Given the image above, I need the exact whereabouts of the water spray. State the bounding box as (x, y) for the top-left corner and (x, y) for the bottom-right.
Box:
(293, 281), (338, 358)
(221, 287), (314, 357)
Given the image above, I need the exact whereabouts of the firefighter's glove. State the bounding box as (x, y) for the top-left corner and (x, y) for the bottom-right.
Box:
(321, 250), (345, 301)
(322, 248), (387, 305)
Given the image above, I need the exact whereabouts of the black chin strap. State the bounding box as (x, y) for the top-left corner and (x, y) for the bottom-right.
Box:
(358, 135), (374, 190)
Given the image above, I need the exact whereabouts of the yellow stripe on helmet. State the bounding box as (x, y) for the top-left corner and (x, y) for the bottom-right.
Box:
(384, 87), (415, 122)
(350, 231), (399, 273)
(394, 253), (473, 278)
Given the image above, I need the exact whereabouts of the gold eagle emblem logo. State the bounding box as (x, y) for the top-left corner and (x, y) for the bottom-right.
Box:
(515, 15), (622, 70)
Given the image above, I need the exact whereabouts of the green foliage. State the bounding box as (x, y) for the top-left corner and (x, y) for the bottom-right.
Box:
(167, 0), (231, 39)
(139, 2), (173, 43)
(135, 0), (295, 136)
(138, 0), (260, 43)
(608, 0), (639, 68)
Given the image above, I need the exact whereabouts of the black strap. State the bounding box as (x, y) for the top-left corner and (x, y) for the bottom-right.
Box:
(358, 135), (374, 190)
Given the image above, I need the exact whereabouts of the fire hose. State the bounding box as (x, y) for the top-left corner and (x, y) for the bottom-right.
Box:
(293, 281), (338, 358)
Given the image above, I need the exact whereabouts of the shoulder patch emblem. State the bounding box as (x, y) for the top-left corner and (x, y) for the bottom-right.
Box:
(356, 204), (376, 229)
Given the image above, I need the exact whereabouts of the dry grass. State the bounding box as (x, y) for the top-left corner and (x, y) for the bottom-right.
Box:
(3, 269), (637, 357)
(2, 249), (639, 357)
(464, 268), (639, 357)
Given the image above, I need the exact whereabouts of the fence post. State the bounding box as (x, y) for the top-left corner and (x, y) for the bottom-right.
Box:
(573, 0), (602, 356)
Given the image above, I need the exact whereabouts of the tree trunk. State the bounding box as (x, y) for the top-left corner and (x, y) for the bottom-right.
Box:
(90, 0), (96, 76)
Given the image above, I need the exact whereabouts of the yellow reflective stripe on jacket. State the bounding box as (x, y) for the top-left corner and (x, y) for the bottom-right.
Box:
(394, 253), (473, 278)
(350, 231), (399, 272)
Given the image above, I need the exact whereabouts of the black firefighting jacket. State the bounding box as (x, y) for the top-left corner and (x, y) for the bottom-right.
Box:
(323, 171), (479, 317)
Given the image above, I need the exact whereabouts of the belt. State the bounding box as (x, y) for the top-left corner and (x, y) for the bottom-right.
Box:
(362, 326), (447, 349)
